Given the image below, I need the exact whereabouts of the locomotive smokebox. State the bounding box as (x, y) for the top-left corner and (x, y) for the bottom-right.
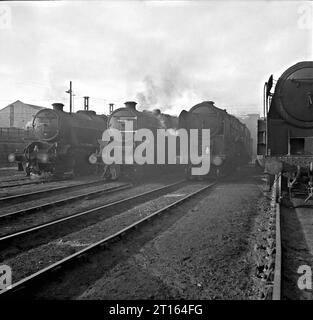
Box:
(125, 101), (137, 110)
(52, 103), (64, 112)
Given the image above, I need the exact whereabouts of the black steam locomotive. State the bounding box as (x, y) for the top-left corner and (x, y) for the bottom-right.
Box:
(89, 101), (179, 180)
(179, 101), (252, 179)
(9, 103), (107, 177)
(258, 61), (313, 200)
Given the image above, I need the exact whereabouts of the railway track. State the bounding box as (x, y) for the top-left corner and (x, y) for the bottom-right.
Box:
(0, 180), (216, 298)
(0, 179), (111, 206)
(0, 175), (29, 184)
(277, 179), (313, 300)
(0, 178), (66, 189)
(0, 182), (131, 221)
(0, 180), (184, 255)
(258, 174), (313, 300)
(0, 171), (26, 179)
(271, 174), (281, 300)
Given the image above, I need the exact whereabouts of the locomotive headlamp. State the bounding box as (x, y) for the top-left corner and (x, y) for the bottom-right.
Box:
(212, 156), (223, 166)
(8, 153), (15, 163)
(38, 153), (49, 163)
(89, 153), (98, 164)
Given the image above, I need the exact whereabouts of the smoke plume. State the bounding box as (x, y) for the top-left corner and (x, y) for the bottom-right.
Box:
(135, 62), (192, 112)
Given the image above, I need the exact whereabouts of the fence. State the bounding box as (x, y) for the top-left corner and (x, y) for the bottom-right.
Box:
(0, 127), (33, 166)
(0, 127), (33, 141)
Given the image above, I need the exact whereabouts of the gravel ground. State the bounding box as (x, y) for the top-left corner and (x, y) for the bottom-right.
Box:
(0, 182), (128, 236)
(280, 199), (313, 300)
(76, 174), (262, 300)
(0, 166), (21, 178)
(3, 183), (205, 284)
(0, 172), (25, 181)
(0, 181), (125, 215)
(19, 166), (265, 300)
(248, 192), (275, 299)
(0, 178), (181, 237)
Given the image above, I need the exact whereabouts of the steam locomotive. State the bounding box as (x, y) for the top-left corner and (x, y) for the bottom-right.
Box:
(257, 61), (313, 200)
(179, 101), (252, 179)
(9, 102), (107, 177)
(89, 101), (179, 180)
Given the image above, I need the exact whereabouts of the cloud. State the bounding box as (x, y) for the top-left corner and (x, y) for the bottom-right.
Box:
(0, 1), (311, 115)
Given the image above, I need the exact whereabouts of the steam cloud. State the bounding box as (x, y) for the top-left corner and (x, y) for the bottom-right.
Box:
(135, 63), (192, 112)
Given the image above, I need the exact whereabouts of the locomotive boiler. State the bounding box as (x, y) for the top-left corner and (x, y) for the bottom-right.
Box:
(9, 102), (107, 177)
(89, 101), (179, 180)
(257, 61), (313, 200)
(179, 101), (252, 179)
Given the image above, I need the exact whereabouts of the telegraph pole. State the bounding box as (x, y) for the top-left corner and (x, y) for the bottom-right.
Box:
(66, 81), (73, 113)
(72, 93), (75, 112)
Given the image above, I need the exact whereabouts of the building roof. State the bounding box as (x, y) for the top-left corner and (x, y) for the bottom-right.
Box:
(0, 100), (44, 112)
(0, 100), (44, 111)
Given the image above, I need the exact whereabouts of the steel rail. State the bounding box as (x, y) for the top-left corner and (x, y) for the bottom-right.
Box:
(0, 179), (63, 189)
(0, 179), (109, 204)
(0, 181), (215, 298)
(0, 183), (131, 220)
(0, 180), (185, 248)
(0, 177), (29, 184)
(272, 174), (282, 300)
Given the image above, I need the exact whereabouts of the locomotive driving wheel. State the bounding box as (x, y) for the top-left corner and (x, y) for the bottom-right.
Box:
(109, 165), (121, 180)
(102, 164), (121, 181)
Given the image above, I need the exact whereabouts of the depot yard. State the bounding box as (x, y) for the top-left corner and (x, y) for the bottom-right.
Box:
(0, 165), (268, 300)
(72, 166), (265, 300)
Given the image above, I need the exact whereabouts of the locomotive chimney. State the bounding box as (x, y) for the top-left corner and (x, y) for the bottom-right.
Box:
(124, 101), (137, 110)
(52, 103), (64, 111)
(83, 96), (89, 111)
(109, 103), (114, 114)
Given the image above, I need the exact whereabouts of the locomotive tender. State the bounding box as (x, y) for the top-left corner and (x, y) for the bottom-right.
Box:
(9, 102), (107, 177)
(258, 61), (313, 199)
(179, 101), (252, 179)
(89, 101), (180, 180)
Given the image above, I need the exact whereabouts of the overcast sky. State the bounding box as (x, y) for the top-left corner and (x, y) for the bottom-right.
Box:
(0, 0), (312, 116)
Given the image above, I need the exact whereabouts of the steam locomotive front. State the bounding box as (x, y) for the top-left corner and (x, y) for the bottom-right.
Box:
(89, 101), (138, 179)
(32, 108), (60, 141)
(8, 104), (63, 175)
(23, 104), (63, 175)
(264, 62), (313, 159)
(272, 61), (313, 128)
(108, 101), (138, 138)
(257, 61), (313, 197)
